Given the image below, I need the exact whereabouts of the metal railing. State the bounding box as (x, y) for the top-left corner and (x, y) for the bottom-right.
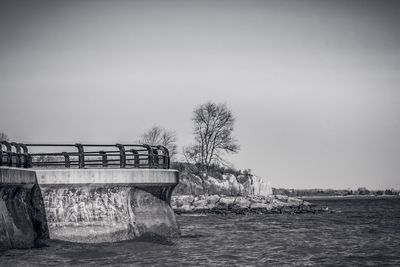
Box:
(0, 141), (170, 169)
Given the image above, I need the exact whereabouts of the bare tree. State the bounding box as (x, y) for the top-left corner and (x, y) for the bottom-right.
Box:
(0, 132), (9, 142)
(185, 102), (239, 189)
(139, 126), (178, 160)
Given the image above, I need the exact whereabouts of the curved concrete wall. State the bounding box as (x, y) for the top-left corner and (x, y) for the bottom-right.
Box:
(1, 168), (180, 247)
(35, 169), (180, 243)
(0, 167), (49, 251)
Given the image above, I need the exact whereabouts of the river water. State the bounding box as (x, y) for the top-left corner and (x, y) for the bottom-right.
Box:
(1, 198), (399, 266)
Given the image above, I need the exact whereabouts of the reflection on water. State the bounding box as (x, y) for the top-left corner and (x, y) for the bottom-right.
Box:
(1, 198), (400, 266)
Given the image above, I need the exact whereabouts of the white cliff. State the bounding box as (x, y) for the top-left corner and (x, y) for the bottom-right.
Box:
(240, 175), (273, 196)
(174, 172), (273, 197)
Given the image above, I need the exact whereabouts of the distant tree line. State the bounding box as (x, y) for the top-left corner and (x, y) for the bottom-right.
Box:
(273, 187), (399, 197)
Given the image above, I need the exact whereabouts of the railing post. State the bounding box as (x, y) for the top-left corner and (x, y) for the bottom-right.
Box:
(115, 144), (126, 168)
(26, 154), (32, 168)
(158, 145), (170, 169)
(75, 143), (84, 168)
(62, 152), (70, 168)
(0, 143), (3, 166)
(10, 142), (22, 167)
(99, 151), (108, 167)
(19, 143), (31, 168)
(152, 148), (159, 168)
(0, 142), (3, 166)
(1, 141), (12, 167)
(130, 149), (139, 168)
(142, 144), (154, 168)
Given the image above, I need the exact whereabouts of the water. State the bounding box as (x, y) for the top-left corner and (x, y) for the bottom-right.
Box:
(1, 198), (400, 266)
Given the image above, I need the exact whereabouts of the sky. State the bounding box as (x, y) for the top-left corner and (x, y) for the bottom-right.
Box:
(1, 0), (399, 189)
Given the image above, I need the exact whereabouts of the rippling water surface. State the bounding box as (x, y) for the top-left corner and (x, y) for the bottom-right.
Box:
(1, 198), (400, 266)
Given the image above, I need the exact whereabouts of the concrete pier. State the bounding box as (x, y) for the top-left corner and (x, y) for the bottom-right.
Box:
(0, 167), (49, 251)
(0, 167), (180, 248)
(36, 169), (180, 243)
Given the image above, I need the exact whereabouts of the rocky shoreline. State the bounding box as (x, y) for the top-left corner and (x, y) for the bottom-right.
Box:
(172, 194), (329, 215)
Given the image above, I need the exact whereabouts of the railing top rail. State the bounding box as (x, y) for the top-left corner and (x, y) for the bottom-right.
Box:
(24, 143), (159, 146)
(24, 144), (78, 147)
(0, 141), (170, 170)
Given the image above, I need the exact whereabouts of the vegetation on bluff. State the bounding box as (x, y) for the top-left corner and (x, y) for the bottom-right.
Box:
(139, 101), (246, 195)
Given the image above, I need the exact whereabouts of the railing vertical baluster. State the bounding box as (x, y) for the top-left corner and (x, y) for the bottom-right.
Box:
(130, 149), (139, 168)
(142, 144), (153, 168)
(152, 148), (159, 168)
(62, 152), (70, 168)
(100, 151), (108, 167)
(116, 144), (126, 168)
(75, 143), (84, 168)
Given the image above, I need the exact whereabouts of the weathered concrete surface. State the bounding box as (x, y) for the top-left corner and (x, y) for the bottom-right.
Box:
(35, 169), (179, 186)
(39, 185), (179, 243)
(36, 169), (180, 243)
(0, 167), (49, 251)
(0, 167), (37, 184)
(1, 168), (179, 245)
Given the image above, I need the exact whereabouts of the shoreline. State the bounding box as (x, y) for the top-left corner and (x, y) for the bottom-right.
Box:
(298, 195), (400, 201)
(172, 194), (400, 215)
(172, 194), (329, 215)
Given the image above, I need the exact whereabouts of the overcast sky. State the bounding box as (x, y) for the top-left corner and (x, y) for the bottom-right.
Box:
(1, 0), (399, 189)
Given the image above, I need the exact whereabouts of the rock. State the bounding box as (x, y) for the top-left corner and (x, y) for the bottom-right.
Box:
(171, 195), (323, 215)
(172, 195), (194, 208)
(217, 196), (236, 208)
(179, 204), (192, 212)
(196, 195), (206, 201)
(192, 199), (207, 208)
(287, 197), (303, 205)
(275, 195), (289, 202)
(248, 195), (267, 204)
(271, 198), (284, 205)
(303, 201), (315, 207)
(234, 197), (251, 208)
(206, 195), (220, 206)
(250, 202), (273, 210)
